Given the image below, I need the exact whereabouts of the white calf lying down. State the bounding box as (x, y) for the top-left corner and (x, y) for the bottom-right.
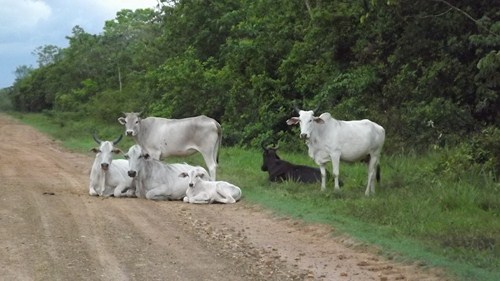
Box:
(125, 144), (206, 200)
(89, 134), (135, 197)
(179, 167), (242, 204)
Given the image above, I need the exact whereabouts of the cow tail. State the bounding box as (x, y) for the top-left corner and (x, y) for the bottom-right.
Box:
(376, 164), (381, 183)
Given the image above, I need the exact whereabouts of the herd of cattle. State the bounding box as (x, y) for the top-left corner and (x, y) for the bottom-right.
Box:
(88, 106), (385, 203)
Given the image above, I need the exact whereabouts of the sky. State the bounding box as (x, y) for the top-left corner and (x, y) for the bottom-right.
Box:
(0, 0), (158, 88)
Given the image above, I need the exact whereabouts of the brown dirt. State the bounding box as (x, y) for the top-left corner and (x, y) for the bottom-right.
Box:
(0, 113), (449, 281)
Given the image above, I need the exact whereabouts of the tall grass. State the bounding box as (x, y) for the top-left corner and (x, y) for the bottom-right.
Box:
(10, 112), (500, 281)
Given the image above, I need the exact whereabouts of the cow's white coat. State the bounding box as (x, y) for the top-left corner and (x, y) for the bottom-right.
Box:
(287, 109), (385, 195)
(89, 141), (135, 197)
(125, 144), (206, 200)
(118, 113), (221, 180)
(180, 167), (242, 204)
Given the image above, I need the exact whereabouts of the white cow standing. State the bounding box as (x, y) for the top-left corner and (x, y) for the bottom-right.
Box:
(118, 112), (221, 180)
(124, 144), (206, 200)
(179, 167), (242, 204)
(286, 107), (385, 195)
(89, 134), (135, 197)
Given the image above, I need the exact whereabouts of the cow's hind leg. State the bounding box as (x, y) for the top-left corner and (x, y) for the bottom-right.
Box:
(215, 188), (236, 204)
(365, 154), (379, 196)
(201, 152), (217, 181)
(331, 154), (341, 192)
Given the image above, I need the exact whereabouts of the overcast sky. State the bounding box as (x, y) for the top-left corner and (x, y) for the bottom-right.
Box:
(0, 0), (158, 88)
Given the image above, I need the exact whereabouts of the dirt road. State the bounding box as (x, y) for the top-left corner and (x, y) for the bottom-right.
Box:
(0, 113), (447, 281)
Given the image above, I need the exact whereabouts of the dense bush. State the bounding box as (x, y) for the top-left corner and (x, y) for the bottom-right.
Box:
(3, 0), (499, 166)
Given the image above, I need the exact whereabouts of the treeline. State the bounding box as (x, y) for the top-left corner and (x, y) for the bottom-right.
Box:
(3, 0), (499, 173)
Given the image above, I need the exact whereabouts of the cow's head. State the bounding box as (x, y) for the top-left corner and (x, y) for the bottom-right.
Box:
(124, 144), (150, 178)
(286, 108), (324, 139)
(118, 112), (142, 137)
(261, 144), (280, 172)
(90, 134), (123, 171)
(179, 167), (209, 188)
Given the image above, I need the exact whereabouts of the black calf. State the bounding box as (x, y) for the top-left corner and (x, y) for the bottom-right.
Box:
(261, 146), (322, 183)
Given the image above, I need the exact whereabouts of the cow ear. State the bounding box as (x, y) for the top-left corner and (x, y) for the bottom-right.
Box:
(112, 148), (122, 154)
(179, 172), (188, 178)
(314, 117), (325, 124)
(118, 117), (126, 125)
(286, 117), (299, 125)
(90, 148), (99, 153)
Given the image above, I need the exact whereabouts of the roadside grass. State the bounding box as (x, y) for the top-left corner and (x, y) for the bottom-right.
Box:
(10, 112), (500, 281)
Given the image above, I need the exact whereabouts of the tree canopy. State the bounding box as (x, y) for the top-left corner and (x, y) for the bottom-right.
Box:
(5, 0), (499, 163)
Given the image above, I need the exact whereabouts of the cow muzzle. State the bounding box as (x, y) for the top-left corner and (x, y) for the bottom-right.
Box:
(189, 183), (194, 187)
(300, 133), (309, 139)
(126, 130), (134, 136)
(128, 171), (137, 178)
(101, 163), (109, 171)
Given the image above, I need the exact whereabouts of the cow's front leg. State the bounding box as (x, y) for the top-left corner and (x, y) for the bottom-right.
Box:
(202, 154), (217, 181)
(150, 149), (162, 161)
(331, 154), (341, 191)
(189, 192), (211, 204)
(146, 185), (171, 200)
(113, 183), (127, 198)
(319, 164), (327, 191)
(89, 185), (98, 196)
(125, 187), (136, 197)
(102, 185), (115, 197)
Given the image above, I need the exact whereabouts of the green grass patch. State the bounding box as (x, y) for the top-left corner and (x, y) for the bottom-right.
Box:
(9, 112), (500, 281)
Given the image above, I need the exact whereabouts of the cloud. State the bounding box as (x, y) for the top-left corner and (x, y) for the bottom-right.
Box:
(96, 0), (158, 14)
(0, 0), (52, 36)
(0, 0), (157, 88)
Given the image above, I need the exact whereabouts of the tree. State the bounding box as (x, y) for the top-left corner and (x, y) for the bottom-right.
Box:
(32, 45), (62, 67)
(14, 65), (33, 81)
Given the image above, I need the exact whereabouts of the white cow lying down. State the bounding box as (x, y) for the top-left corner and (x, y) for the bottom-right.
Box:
(179, 167), (242, 204)
(125, 144), (206, 200)
(89, 134), (135, 197)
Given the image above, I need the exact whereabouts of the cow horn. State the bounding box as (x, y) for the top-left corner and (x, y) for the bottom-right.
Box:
(313, 103), (321, 113)
(292, 102), (301, 113)
(92, 132), (103, 144)
(112, 134), (123, 145)
(261, 141), (267, 150)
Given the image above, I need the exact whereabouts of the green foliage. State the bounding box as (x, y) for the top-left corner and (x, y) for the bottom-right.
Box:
(55, 79), (97, 112)
(435, 126), (500, 178)
(0, 88), (13, 111)
(148, 48), (228, 120)
(2, 0), (498, 162)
